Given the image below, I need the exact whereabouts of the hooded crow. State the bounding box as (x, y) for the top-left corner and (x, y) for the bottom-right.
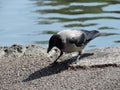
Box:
(47, 30), (101, 64)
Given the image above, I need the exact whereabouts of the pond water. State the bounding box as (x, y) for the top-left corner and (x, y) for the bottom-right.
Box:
(0, 0), (120, 49)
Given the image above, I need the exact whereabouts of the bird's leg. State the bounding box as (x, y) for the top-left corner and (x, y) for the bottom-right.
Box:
(70, 51), (82, 66)
(52, 51), (63, 64)
(75, 51), (82, 63)
(78, 51), (82, 55)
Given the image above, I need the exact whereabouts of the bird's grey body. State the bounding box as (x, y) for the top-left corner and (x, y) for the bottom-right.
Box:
(47, 29), (101, 64)
(57, 30), (85, 53)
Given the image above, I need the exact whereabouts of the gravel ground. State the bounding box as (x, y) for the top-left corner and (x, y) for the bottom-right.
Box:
(0, 44), (120, 90)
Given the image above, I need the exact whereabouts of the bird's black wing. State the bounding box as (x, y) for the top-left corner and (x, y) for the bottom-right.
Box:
(69, 30), (101, 47)
(82, 30), (101, 45)
(68, 33), (86, 47)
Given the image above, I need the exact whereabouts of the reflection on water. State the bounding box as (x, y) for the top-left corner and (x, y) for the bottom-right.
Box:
(0, 0), (120, 49)
(42, 30), (58, 35)
(114, 40), (120, 43)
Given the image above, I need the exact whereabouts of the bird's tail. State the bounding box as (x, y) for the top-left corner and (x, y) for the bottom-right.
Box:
(82, 30), (101, 41)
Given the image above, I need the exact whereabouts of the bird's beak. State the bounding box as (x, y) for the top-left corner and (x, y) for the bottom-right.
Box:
(47, 46), (52, 53)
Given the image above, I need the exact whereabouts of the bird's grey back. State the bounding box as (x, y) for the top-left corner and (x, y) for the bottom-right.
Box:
(57, 30), (100, 42)
(57, 30), (83, 42)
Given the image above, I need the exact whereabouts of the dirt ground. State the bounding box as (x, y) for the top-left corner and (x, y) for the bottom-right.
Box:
(0, 44), (120, 90)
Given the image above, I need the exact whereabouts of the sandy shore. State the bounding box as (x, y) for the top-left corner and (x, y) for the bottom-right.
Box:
(0, 44), (120, 90)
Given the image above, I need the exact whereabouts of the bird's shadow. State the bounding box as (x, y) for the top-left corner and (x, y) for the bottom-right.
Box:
(23, 53), (93, 82)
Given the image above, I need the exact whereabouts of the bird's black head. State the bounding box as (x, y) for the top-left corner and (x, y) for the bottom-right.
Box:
(47, 34), (64, 53)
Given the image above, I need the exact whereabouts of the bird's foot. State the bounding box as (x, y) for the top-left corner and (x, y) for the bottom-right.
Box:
(73, 55), (81, 64)
(76, 55), (81, 61)
(69, 55), (81, 70)
(69, 55), (81, 68)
